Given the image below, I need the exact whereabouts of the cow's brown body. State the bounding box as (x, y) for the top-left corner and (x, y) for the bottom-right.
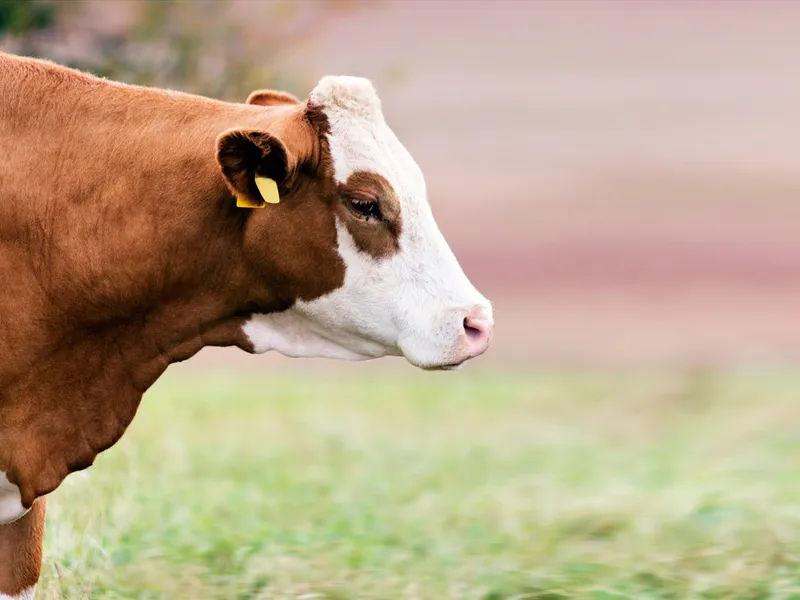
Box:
(0, 52), (345, 593)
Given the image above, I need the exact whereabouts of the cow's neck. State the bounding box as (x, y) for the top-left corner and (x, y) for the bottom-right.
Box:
(0, 184), (252, 507)
(0, 243), (256, 508)
(0, 55), (286, 505)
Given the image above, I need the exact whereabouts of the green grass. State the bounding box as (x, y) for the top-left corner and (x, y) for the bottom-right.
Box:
(38, 368), (800, 599)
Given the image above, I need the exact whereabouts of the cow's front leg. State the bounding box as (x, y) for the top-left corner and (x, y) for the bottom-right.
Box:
(0, 498), (46, 600)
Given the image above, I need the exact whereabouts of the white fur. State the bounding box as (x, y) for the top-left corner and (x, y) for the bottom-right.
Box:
(245, 76), (492, 369)
(0, 587), (35, 600)
(0, 472), (28, 525)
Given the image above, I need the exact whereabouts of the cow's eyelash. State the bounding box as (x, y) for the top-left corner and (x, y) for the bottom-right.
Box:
(345, 196), (383, 221)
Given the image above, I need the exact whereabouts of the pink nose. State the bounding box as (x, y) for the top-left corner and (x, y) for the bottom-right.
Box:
(462, 307), (494, 357)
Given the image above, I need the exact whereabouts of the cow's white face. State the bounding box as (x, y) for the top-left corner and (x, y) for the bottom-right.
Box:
(241, 76), (493, 370)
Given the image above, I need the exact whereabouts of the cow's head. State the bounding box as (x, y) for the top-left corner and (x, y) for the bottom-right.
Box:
(216, 76), (493, 370)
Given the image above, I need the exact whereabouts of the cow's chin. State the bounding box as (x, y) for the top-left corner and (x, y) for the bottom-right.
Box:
(396, 337), (481, 372)
(404, 356), (471, 372)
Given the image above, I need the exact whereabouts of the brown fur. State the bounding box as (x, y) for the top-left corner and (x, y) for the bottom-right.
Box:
(0, 499), (45, 596)
(336, 172), (403, 258)
(0, 51), (401, 591)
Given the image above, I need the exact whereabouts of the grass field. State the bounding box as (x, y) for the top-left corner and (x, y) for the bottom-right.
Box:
(37, 369), (800, 599)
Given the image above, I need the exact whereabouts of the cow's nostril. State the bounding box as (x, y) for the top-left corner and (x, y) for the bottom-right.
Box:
(461, 306), (494, 359)
(463, 316), (487, 341)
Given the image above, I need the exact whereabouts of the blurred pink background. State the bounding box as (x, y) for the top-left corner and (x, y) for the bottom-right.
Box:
(10, 0), (800, 370)
(196, 0), (800, 372)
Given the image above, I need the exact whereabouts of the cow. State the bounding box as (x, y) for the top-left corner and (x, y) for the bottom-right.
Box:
(0, 51), (493, 598)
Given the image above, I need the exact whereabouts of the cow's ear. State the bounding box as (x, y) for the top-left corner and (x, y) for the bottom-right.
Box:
(216, 129), (295, 207)
(246, 89), (300, 107)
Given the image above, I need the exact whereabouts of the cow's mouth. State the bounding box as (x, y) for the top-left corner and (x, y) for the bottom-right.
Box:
(420, 360), (467, 372)
(439, 363), (464, 371)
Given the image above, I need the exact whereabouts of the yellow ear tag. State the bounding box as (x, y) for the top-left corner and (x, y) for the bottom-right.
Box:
(236, 194), (265, 208)
(256, 176), (280, 204)
(235, 176), (280, 208)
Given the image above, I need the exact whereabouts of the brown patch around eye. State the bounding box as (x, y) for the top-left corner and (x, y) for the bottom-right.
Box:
(336, 171), (402, 260)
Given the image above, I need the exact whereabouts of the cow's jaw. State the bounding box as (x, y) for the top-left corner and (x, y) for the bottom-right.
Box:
(243, 75), (493, 369)
(242, 307), (393, 361)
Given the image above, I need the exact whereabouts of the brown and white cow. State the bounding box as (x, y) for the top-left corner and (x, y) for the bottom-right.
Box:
(0, 51), (493, 598)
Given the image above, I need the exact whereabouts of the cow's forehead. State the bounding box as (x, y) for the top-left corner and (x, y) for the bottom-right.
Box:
(309, 76), (427, 209)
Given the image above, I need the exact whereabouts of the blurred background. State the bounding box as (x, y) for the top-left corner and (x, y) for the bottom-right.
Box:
(7, 2), (800, 597)
(4, 0), (800, 372)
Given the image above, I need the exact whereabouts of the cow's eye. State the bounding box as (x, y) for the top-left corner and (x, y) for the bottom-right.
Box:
(346, 195), (383, 222)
